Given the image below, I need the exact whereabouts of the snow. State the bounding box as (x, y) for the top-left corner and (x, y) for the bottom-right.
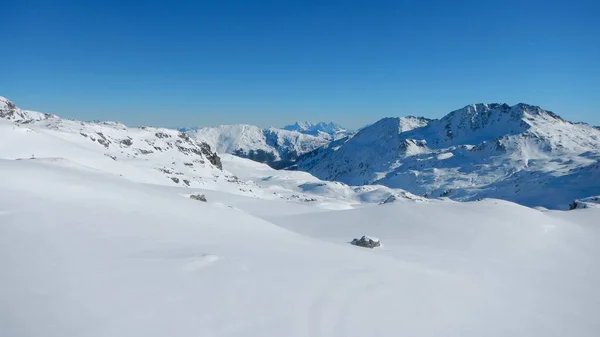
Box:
(2, 158), (600, 337)
(187, 124), (331, 168)
(297, 103), (600, 209)
(0, 97), (423, 211)
(282, 121), (351, 138)
(2, 97), (600, 336)
(0, 96), (55, 122)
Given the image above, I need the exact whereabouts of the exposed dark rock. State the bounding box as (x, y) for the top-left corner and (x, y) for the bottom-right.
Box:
(190, 194), (207, 202)
(120, 138), (133, 146)
(351, 236), (381, 249)
(380, 195), (397, 204)
(199, 143), (222, 170)
(97, 139), (110, 148)
(171, 177), (180, 184)
(96, 132), (110, 148)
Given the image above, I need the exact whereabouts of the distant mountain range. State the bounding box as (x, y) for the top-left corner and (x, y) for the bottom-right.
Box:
(282, 121), (352, 138)
(293, 103), (600, 208)
(181, 102), (600, 208)
(2, 95), (598, 209)
(0, 96), (420, 206)
(184, 125), (330, 169)
(183, 121), (352, 169)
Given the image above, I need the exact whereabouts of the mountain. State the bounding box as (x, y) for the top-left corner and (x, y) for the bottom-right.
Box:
(0, 96), (415, 206)
(282, 121), (351, 138)
(187, 124), (331, 169)
(295, 103), (600, 209)
(0, 96), (238, 189)
(4, 96), (600, 336)
(0, 96), (55, 122)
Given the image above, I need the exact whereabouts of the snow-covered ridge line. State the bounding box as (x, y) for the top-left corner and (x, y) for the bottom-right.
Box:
(0, 95), (229, 188)
(282, 121), (352, 137)
(0, 96), (56, 122)
(0, 95), (422, 207)
(295, 103), (600, 209)
(187, 124), (333, 169)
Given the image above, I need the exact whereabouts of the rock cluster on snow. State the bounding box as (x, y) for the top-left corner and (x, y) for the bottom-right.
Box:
(190, 194), (208, 202)
(351, 236), (381, 249)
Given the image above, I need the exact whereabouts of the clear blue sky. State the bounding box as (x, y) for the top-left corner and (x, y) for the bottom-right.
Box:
(3, 0), (599, 128)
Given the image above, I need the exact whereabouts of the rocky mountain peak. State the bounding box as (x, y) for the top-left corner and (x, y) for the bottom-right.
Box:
(0, 97), (56, 122)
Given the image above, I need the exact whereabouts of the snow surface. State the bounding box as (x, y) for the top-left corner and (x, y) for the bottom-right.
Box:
(2, 97), (600, 336)
(2, 158), (600, 337)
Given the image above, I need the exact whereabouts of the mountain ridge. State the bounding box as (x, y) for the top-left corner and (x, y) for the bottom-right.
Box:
(294, 103), (600, 208)
(187, 124), (332, 169)
(282, 121), (351, 138)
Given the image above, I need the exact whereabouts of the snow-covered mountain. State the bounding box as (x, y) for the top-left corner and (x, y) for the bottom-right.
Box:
(187, 124), (332, 169)
(282, 121), (351, 138)
(0, 96), (55, 122)
(0, 96), (416, 207)
(295, 103), (600, 209)
(0, 99), (230, 189)
(3, 96), (600, 336)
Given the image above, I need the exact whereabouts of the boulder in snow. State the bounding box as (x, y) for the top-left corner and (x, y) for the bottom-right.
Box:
(190, 194), (207, 202)
(351, 236), (381, 249)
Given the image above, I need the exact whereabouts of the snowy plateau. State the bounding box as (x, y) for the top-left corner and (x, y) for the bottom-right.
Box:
(1, 96), (600, 337)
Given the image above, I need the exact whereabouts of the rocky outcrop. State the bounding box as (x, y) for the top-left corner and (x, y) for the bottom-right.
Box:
(190, 194), (207, 202)
(351, 236), (381, 249)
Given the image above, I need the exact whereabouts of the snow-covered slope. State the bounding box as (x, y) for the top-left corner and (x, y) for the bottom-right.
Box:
(282, 121), (352, 139)
(296, 103), (600, 209)
(0, 96), (55, 122)
(0, 97), (417, 207)
(3, 96), (600, 336)
(187, 124), (331, 168)
(220, 154), (425, 210)
(2, 157), (600, 337)
(0, 113), (231, 189)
